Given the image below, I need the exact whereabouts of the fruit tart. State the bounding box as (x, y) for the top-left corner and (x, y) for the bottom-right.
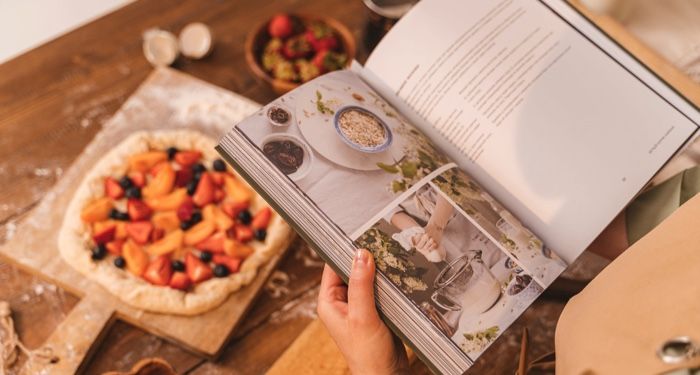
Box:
(58, 130), (292, 315)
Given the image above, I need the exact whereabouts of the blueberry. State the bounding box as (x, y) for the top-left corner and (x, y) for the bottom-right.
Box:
(180, 221), (193, 230)
(190, 211), (202, 224)
(199, 251), (213, 262)
(213, 159), (226, 172)
(192, 163), (206, 174)
(213, 264), (229, 277)
(254, 229), (267, 241)
(172, 260), (185, 272)
(91, 244), (107, 260)
(237, 210), (252, 225)
(114, 256), (126, 268)
(167, 146), (178, 160)
(109, 209), (129, 221)
(118, 176), (133, 189)
(186, 180), (198, 196)
(125, 186), (141, 199)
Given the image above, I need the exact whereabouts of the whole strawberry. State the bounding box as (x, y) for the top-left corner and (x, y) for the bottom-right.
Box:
(268, 14), (293, 39)
(305, 22), (338, 51)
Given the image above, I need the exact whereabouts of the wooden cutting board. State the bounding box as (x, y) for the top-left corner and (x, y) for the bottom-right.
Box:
(0, 68), (293, 374)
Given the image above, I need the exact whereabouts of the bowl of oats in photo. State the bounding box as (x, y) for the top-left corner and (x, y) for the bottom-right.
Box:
(333, 106), (393, 153)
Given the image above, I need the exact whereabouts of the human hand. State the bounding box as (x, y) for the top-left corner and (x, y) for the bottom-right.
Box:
(411, 232), (445, 263)
(423, 221), (445, 248)
(317, 249), (409, 375)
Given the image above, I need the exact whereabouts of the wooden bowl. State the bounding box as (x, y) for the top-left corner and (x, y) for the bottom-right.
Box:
(245, 14), (357, 95)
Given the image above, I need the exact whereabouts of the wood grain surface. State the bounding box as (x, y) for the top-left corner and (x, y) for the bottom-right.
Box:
(1, 0), (697, 374)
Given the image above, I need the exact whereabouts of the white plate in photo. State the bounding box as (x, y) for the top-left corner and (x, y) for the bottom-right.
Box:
(260, 133), (314, 181)
(294, 76), (405, 171)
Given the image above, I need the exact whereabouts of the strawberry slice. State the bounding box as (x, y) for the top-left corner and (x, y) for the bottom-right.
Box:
(210, 172), (226, 186)
(193, 173), (215, 207)
(175, 168), (193, 188)
(213, 188), (225, 203)
(143, 255), (173, 286)
(127, 199), (152, 221)
(150, 227), (165, 242)
(105, 239), (124, 255)
(169, 271), (192, 290)
(128, 171), (147, 188)
(195, 231), (226, 253)
(224, 239), (254, 259)
(185, 252), (213, 283)
(104, 177), (124, 199)
(123, 240), (149, 276)
(213, 254), (242, 274)
(81, 197), (113, 223)
(233, 225), (254, 243)
(174, 150), (202, 167)
(177, 199), (195, 221)
(221, 201), (249, 219)
(93, 224), (116, 245)
(251, 207), (272, 230)
(126, 221), (153, 245)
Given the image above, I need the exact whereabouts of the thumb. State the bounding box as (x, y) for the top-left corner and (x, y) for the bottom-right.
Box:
(347, 249), (380, 327)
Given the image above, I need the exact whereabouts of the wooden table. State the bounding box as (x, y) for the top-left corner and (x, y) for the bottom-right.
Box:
(1, 1), (697, 374)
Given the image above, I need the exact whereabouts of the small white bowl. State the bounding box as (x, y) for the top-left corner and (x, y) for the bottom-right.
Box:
(266, 104), (293, 127)
(260, 133), (313, 181)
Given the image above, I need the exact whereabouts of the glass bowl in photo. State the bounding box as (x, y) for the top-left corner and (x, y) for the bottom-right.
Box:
(333, 105), (393, 153)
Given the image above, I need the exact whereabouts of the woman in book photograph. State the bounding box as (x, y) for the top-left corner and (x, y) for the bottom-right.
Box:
(235, 70), (451, 236)
(432, 168), (567, 286)
(355, 183), (545, 358)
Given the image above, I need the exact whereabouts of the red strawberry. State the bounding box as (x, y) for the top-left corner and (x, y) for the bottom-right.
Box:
(195, 231), (226, 253)
(283, 35), (312, 59)
(175, 168), (193, 188)
(151, 227), (165, 242)
(311, 50), (346, 73)
(169, 271), (192, 290)
(128, 171), (147, 188)
(210, 172), (225, 186)
(105, 239), (124, 255)
(185, 252), (213, 283)
(143, 255), (172, 286)
(127, 199), (152, 221)
(222, 200), (249, 219)
(192, 173), (215, 207)
(174, 151), (202, 167)
(104, 177), (124, 199)
(126, 221), (153, 245)
(268, 14), (293, 39)
(176, 199), (195, 221)
(251, 207), (272, 230)
(213, 254), (242, 274)
(214, 188), (225, 203)
(93, 225), (116, 245)
(304, 30), (337, 52)
(234, 225), (254, 243)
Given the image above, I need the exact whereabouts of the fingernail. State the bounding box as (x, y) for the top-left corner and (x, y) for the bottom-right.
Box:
(354, 249), (369, 269)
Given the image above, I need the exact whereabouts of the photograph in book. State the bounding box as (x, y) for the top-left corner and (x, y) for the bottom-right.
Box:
(236, 70), (451, 235)
(431, 168), (566, 286)
(354, 182), (544, 358)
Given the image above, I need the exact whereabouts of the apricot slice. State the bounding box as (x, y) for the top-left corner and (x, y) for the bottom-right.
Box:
(128, 151), (168, 173)
(123, 240), (149, 276)
(224, 239), (254, 259)
(146, 188), (187, 211)
(143, 163), (175, 199)
(81, 197), (113, 223)
(148, 229), (184, 256)
(184, 220), (216, 246)
(152, 211), (180, 232)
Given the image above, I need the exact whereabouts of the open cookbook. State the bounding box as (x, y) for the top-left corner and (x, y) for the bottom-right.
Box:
(218, 0), (700, 373)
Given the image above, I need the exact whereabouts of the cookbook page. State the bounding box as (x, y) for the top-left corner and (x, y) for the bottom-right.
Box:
(362, 0), (699, 261)
(232, 69), (565, 362)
